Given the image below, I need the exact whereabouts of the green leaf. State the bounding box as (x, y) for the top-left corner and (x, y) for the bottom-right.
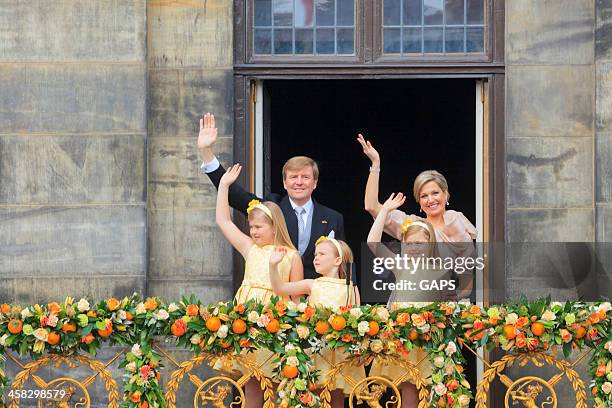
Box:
(81, 324), (95, 336)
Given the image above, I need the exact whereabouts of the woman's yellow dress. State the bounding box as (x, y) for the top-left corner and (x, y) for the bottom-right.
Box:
(217, 244), (295, 378)
(309, 276), (366, 395)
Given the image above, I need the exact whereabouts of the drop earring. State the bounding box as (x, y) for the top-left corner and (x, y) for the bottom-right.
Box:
(419, 208), (423, 213)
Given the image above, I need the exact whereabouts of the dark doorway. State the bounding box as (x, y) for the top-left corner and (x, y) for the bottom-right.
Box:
(266, 79), (477, 270)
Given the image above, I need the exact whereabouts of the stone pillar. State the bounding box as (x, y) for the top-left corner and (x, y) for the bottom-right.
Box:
(0, 1), (147, 303)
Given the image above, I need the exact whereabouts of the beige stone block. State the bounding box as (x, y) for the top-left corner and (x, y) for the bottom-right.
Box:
(507, 137), (593, 208)
(507, 209), (594, 242)
(0, 134), (145, 204)
(507, 0), (594, 64)
(147, 0), (232, 68)
(0, 0), (146, 62)
(597, 62), (612, 132)
(507, 65), (594, 137)
(147, 278), (233, 304)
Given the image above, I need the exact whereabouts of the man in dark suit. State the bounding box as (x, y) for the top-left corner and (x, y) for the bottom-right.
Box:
(198, 113), (346, 280)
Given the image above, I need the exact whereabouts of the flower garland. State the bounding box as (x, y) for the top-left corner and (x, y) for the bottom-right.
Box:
(0, 296), (610, 408)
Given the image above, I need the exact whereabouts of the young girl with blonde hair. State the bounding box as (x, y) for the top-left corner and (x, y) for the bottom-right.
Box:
(216, 164), (304, 408)
(367, 192), (450, 408)
(268, 238), (364, 408)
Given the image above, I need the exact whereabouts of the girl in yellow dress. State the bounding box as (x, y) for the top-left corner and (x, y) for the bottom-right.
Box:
(367, 192), (449, 408)
(216, 164), (304, 408)
(268, 238), (365, 408)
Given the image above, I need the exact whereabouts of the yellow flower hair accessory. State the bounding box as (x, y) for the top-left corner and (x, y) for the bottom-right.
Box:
(315, 236), (343, 259)
(246, 199), (272, 219)
(400, 218), (431, 234)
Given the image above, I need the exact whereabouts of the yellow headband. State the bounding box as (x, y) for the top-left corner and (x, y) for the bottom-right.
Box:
(246, 199), (272, 219)
(315, 236), (343, 259)
(400, 218), (431, 234)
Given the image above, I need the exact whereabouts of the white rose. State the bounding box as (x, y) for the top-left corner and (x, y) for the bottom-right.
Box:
(602, 382), (612, 395)
(190, 334), (201, 345)
(358, 321), (370, 336)
(541, 310), (556, 321)
(247, 311), (260, 323)
(605, 341), (612, 353)
(135, 303), (146, 315)
(217, 325), (228, 338)
(350, 308), (363, 319)
(131, 344), (143, 358)
(118, 310), (127, 320)
(445, 341), (457, 356)
(434, 383), (448, 396)
(376, 307), (390, 321)
(278, 391), (286, 399)
(285, 343), (295, 353)
(155, 309), (169, 321)
(286, 356), (299, 367)
(550, 302), (564, 309)
(33, 328), (49, 342)
(458, 395), (470, 406)
(420, 323), (431, 333)
(125, 361), (137, 373)
(505, 313), (518, 325)
(458, 298), (471, 307)
(296, 325), (310, 339)
(598, 302), (612, 313)
(0, 334), (8, 346)
(21, 308), (33, 319)
(297, 303), (308, 313)
(286, 301), (297, 311)
(77, 299), (90, 312)
(168, 303), (179, 313)
(433, 356), (445, 368)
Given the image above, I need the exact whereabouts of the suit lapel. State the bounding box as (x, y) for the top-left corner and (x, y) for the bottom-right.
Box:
(305, 200), (325, 257)
(280, 196), (298, 246)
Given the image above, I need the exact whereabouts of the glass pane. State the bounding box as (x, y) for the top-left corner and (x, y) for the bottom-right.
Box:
(383, 28), (401, 53)
(403, 27), (422, 53)
(254, 29), (272, 54)
(294, 0), (315, 27)
(337, 0), (355, 26)
(316, 0), (335, 26)
(273, 0), (293, 26)
(337, 28), (354, 54)
(255, 0), (272, 26)
(466, 26), (484, 52)
(273, 28), (293, 53)
(384, 0), (401, 26)
(445, 0), (464, 24)
(316, 28), (335, 53)
(423, 27), (443, 52)
(467, 0), (484, 24)
(424, 0), (443, 25)
(403, 0), (422, 25)
(295, 29), (314, 53)
(445, 27), (464, 52)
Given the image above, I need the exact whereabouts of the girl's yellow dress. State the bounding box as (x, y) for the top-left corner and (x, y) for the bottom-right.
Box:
(217, 244), (295, 378)
(309, 276), (366, 394)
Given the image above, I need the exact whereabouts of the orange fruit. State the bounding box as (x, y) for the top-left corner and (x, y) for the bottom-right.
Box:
(87, 310), (97, 318)
(1, 303), (11, 314)
(232, 319), (247, 334)
(531, 322), (545, 337)
(315, 321), (330, 335)
(206, 317), (222, 332)
(47, 332), (61, 345)
(170, 320), (187, 337)
(282, 365), (298, 379)
(125, 312), (134, 320)
(219, 341), (232, 349)
(408, 329), (419, 341)
(575, 326), (586, 339)
(61, 322), (77, 333)
(97, 326), (113, 338)
(8, 319), (23, 334)
(330, 316), (346, 331)
(265, 319), (280, 334)
(81, 333), (95, 344)
(503, 324), (516, 340)
(140, 401), (149, 408)
(367, 321), (380, 336)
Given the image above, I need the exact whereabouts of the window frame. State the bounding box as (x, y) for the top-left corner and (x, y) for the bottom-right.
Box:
(237, 0), (499, 65)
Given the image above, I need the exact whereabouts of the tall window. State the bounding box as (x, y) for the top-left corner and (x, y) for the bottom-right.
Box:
(253, 0), (356, 56)
(382, 0), (485, 55)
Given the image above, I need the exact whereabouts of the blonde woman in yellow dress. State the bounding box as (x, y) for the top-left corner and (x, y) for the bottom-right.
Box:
(216, 164), (304, 408)
(367, 193), (450, 408)
(268, 238), (365, 408)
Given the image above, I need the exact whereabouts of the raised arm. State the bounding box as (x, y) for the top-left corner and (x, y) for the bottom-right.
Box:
(357, 134), (383, 217)
(216, 164), (253, 258)
(269, 247), (313, 297)
(367, 193), (406, 259)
